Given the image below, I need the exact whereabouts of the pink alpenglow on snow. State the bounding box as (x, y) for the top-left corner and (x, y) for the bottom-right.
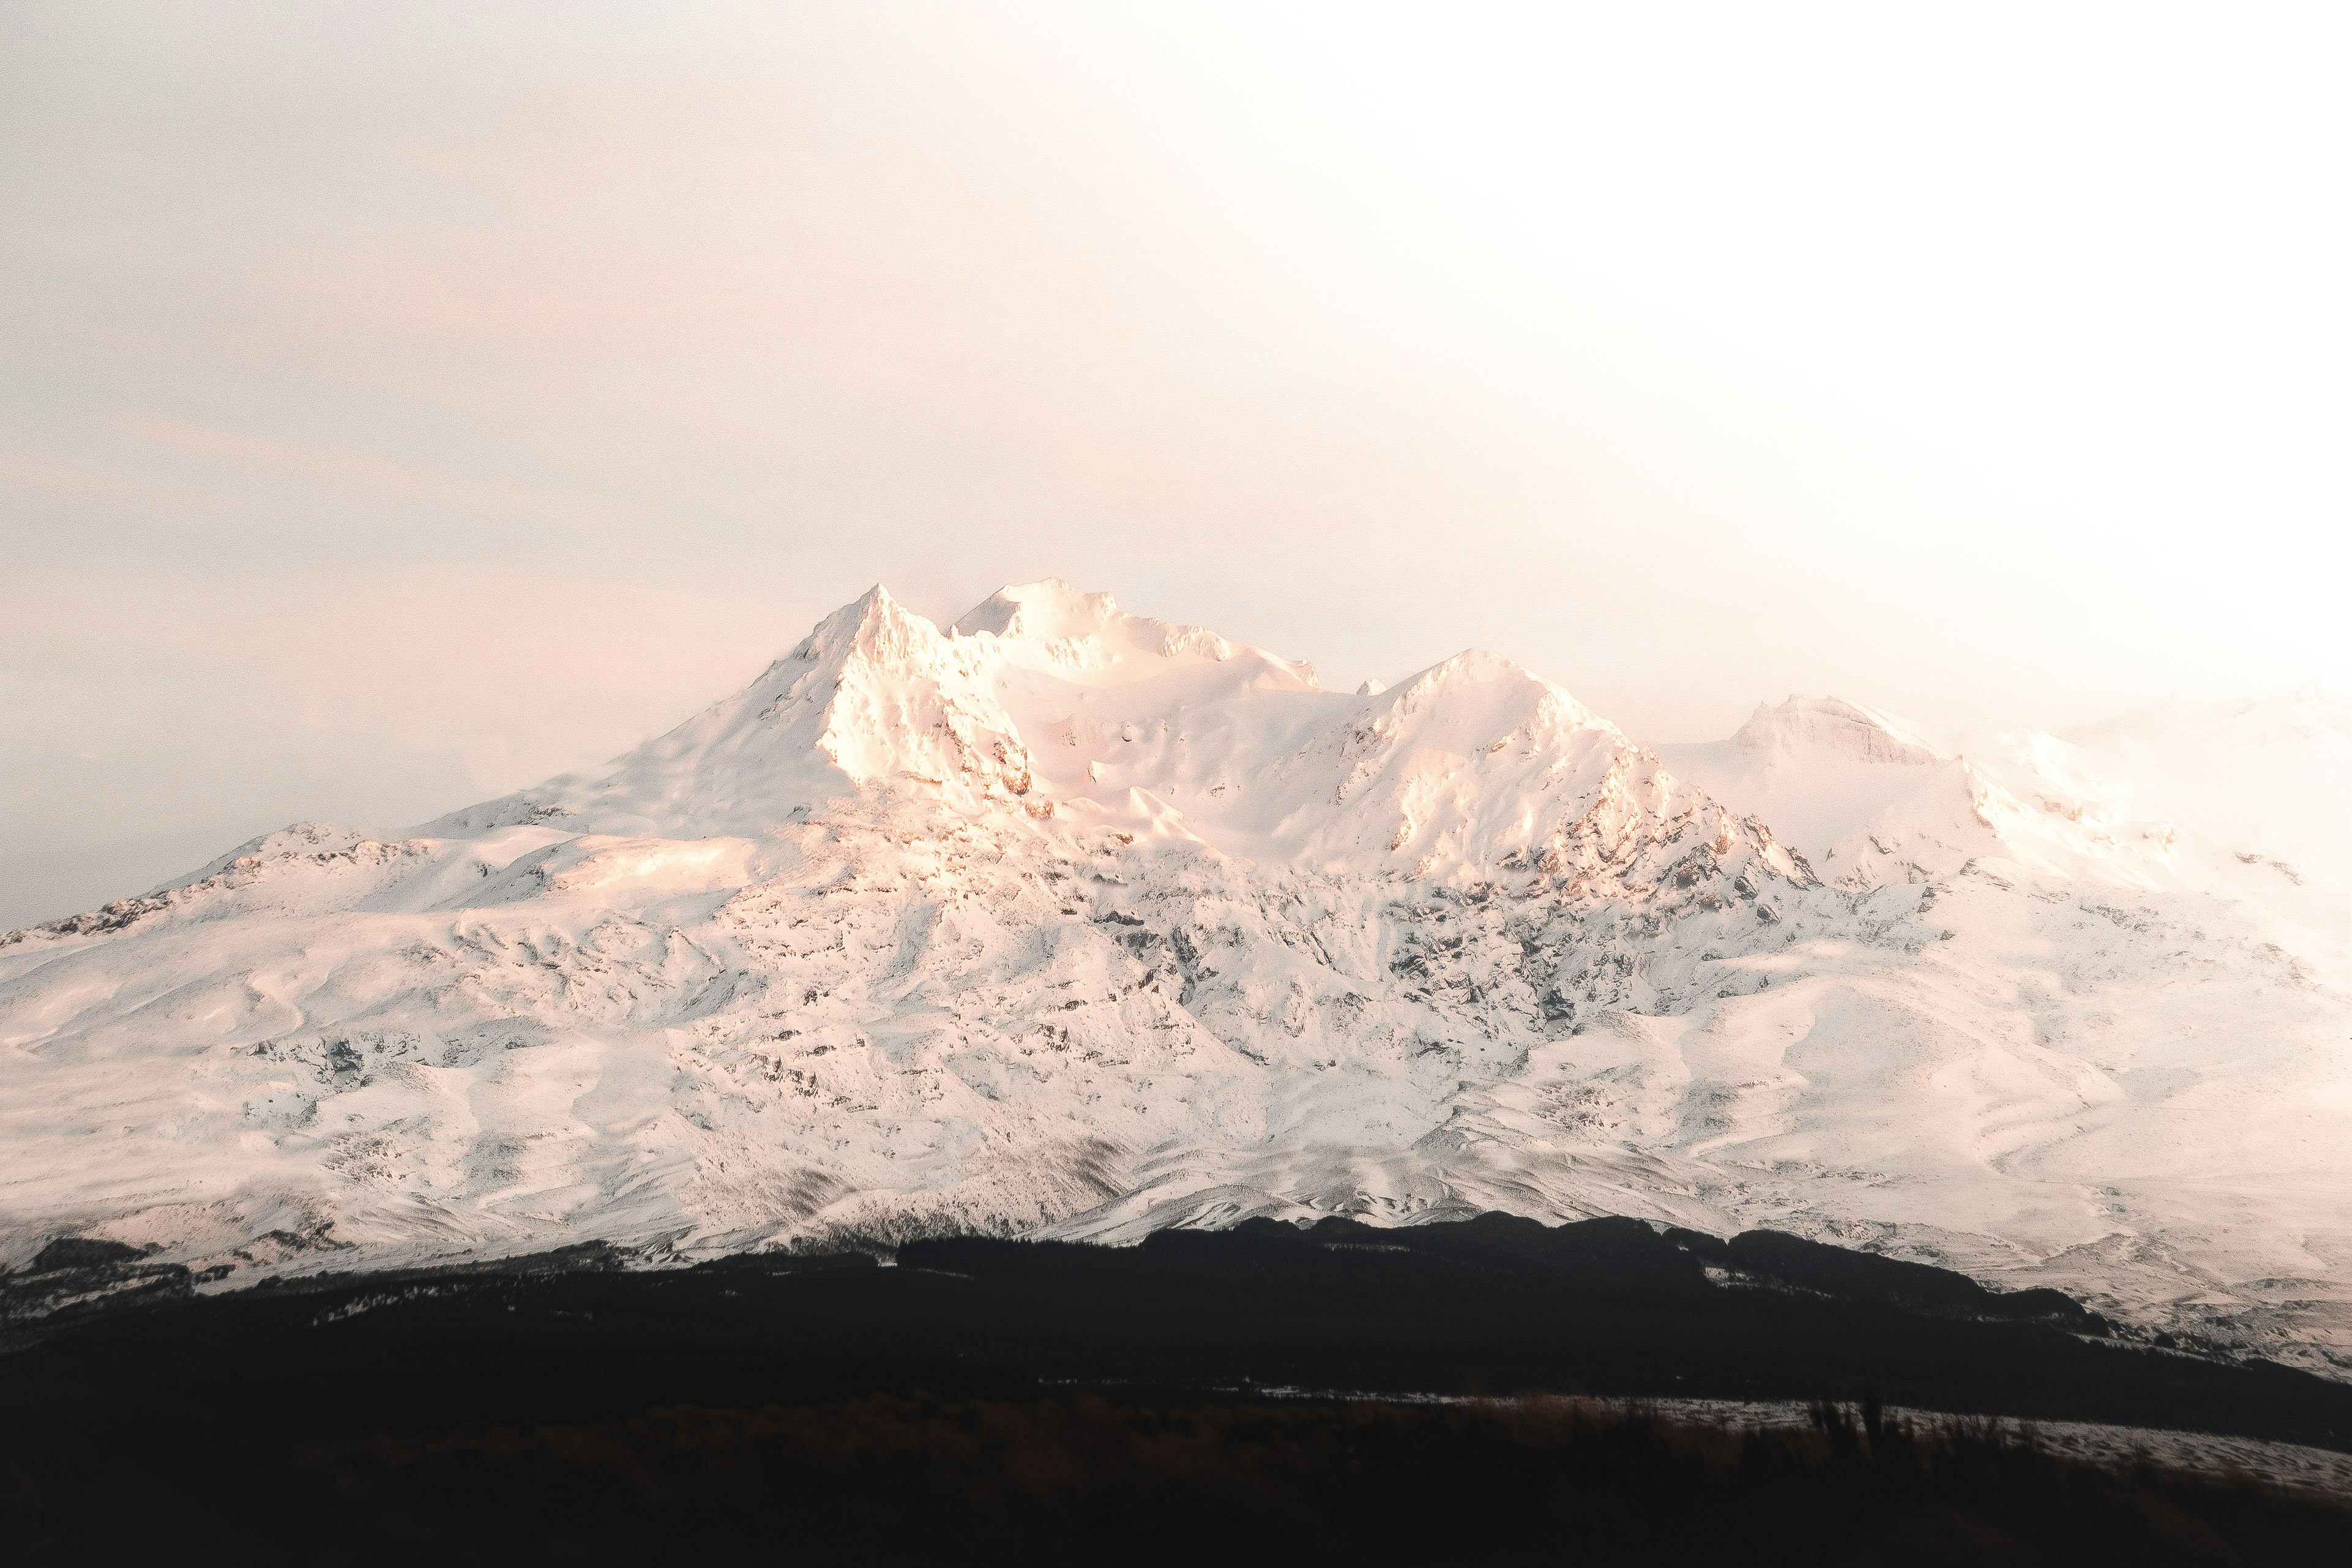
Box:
(2, 583), (2346, 1372)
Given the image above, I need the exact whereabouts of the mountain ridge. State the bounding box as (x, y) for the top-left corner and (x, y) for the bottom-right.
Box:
(2, 580), (2345, 1376)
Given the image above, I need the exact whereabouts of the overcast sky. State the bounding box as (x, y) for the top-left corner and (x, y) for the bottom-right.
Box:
(4, 1), (2346, 927)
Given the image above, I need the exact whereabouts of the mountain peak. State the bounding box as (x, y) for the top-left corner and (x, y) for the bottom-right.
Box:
(1381, 651), (1621, 742)
(1733, 695), (1945, 766)
(954, 578), (1247, 671)
(525, 584), (1031, 834)
(791, 583), (933, 668)
(954, 578), (1118, 641)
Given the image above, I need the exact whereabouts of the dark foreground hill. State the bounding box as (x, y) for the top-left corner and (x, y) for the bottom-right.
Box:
(6, 1213), (2352, 1562)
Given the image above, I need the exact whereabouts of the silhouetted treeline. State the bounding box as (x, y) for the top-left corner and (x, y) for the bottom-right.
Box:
(15, 1394), (2352, 1564)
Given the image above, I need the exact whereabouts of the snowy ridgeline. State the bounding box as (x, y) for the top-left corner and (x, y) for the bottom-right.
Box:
(2, 579), (2347, 1369)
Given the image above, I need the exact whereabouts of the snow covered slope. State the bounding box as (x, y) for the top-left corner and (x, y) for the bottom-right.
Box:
(4, 585), (2347, 1372)
(1660, 695), (2193, 892)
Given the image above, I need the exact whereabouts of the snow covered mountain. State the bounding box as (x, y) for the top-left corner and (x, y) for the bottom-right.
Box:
(4, 582), (2347, 1371)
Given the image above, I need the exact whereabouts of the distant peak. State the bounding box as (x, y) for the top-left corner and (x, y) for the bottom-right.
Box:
(1411, 649), (1523, 685)
(1373, 649), (1621, 740)
(952, 577), (1244, 667)
(1397, 650), (1564, 704)
(1734, 695), (1945, 766)
(954, 578), (1118, 641)
(1356, 678), (1387, 696)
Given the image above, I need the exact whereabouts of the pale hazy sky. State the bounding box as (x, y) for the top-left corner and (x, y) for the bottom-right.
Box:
(4, 1), (2346, 927)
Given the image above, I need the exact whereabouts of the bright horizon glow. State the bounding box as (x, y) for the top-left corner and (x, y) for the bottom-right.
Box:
(3, 1), (2346, 926)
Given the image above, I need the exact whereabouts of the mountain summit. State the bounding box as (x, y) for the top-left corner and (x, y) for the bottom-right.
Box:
(1731, 694), (1946, 767)
(558, 584), (1037, 832)
(2, 581), (2345, 1373)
